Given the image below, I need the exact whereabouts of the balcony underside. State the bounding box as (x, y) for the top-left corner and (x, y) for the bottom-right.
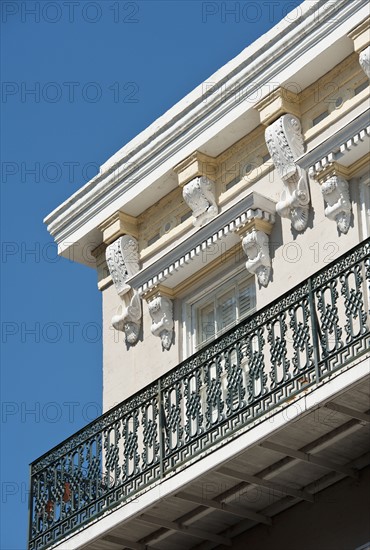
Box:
(56, 362), (369, 550)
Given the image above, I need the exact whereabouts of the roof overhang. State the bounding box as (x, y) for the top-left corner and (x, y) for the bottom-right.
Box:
(44, 0), (369, 266)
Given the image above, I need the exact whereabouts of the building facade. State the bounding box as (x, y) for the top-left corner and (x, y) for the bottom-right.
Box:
(30, 1), (370, 549)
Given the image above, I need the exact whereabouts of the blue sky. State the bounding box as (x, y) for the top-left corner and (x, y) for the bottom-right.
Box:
(1, 1), (302, 548)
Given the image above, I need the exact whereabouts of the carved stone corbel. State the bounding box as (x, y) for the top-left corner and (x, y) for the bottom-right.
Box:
(182, 176), (218, 228)
(145, 289), (174, 350)
(242, 229), (271, 287)
(265, 114), (310, 232)
(314, 163), (352, 234)
(112, 291), (142, 345)
(105, 235), (140, 296)
(359, 46), (370, 79)
(234, 200), (275, 287)
(321, 175), (351, 234)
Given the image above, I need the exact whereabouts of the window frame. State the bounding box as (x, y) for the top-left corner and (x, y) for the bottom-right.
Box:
(182, 265), (256, 357)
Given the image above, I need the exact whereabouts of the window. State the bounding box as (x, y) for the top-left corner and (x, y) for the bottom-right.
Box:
(191, 272), (256, 351)
(312, 110), (329, 126)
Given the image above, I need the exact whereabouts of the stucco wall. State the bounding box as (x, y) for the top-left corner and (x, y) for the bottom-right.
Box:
(102, 283), (181, 411)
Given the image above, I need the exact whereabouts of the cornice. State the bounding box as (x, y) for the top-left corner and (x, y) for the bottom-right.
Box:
(45, 0), (368, 258)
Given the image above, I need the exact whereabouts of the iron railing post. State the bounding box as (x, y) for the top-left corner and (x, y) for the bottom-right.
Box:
(308, 276), (321, 383)
(158, 378), (165, 479)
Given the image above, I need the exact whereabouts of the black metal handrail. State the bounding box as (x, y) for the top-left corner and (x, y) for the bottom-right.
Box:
(28, 239), (370, 550)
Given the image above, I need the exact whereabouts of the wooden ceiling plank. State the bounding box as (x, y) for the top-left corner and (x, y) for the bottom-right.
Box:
(260, 440), (357, 478)
(174, 491), (271, 525)
(139, 513), (232, 546)
(218, 467), (314, 502)
(103, 534), (148, 550)
(325, 402), (370, 423)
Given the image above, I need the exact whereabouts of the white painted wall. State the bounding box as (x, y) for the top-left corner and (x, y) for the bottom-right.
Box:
(102, 284), (180, 411)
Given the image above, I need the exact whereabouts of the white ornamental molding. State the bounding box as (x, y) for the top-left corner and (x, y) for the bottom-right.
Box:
(265, 114), (310, 232)
(135, 204), (275, 295)
(242, 229), (271, 287)
(112, 291), (142, 345)
(105, 235), (140, 296)
(308, 126), (370, 177)
(182, 176), (218, 228)
(359, 46), (370, 79)
(147, 296), (173, 350)
(321, 175), (352, 234)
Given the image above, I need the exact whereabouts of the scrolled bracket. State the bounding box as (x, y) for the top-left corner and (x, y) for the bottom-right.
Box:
(147, 295), (174, 350)
(112, 291), (142, 345)
(265, 114), (310, 232)
(321, 175), (352, 234)
(242, 229), (272, 287)
(182, 176), (218, 228)
(105, 235), (140, 296)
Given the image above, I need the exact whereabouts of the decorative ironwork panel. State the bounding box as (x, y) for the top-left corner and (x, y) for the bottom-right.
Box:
(29, 239), (370, 550)
(204, 357), (224, 428)
(123, 410), (140, 479)
(289, 298), (314, 375)
(163, 381), (183, 453)
(246, 328), (267, 402)
(142, 399), (160, 468)
(184, 370), (203, 441)
(268, 313), (290, 389)
(340, 264), (367, 342)
(104, 422), (121, 486)
(225, 343), (246, 415)
(316, 279), (342, 356)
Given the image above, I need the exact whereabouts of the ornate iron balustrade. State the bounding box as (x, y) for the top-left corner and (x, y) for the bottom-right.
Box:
(29, 239), (370, 550)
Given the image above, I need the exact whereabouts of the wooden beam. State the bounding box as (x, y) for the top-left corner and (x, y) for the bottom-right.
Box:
(325, 402), (370, 423)
(139, 418), (367, 550)
(194, 453), (370, 550)
(218, 467), (314, 502)
(174, 491), (271, 525)
(139, 513), (232, 546)
(103, 534), (148, 550)
(260, 440), (357, 478)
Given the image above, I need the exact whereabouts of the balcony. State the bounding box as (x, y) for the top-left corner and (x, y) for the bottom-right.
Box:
(29, 239), (370, 550)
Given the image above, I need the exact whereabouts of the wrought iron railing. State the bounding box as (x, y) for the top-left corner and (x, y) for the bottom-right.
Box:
(29, 239), (370, 549)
